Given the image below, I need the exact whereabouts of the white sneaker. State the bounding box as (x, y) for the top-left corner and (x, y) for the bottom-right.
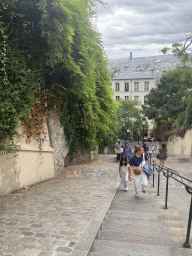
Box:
(142, 188), (146, 193)
(135, 193), (140, 197)
(124, 187), (128, 191)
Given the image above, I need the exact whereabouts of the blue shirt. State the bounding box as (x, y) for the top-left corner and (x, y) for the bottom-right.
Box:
(129, 154), (148, 167)
(124, 146), (132, 157)
(115, 142), (121, 150)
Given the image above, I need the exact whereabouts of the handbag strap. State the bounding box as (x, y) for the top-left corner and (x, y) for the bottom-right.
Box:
(142, 153), (146, 165)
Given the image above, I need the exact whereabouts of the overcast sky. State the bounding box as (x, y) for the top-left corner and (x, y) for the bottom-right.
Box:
(95, 0), (192, 59)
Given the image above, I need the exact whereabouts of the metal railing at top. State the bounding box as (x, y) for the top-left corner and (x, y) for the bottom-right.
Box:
(147, 154), (192, 248)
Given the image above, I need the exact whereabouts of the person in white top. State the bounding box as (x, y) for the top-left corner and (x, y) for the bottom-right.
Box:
(120, 145), (124, 157)
(119, 156), (131, 191)
(151, 145), (155, 156)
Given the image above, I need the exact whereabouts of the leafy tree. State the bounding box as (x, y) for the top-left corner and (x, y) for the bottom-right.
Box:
(161, 34), (192, 65)
(143, 66), (192, 139)
(116, 99), (146, 141)
(143, 67), (192, 122)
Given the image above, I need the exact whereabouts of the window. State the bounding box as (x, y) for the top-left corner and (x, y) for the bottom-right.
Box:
(125, 96), (129, 101)
(134, 82), (139, 91)
(124, 82), (129, 91)
(115, 83), (120, 91)
(116, 96), (120, 101)
(134, 96), (139, 102)
(144, 96), (148, 105)
(144, 82), (149, 91)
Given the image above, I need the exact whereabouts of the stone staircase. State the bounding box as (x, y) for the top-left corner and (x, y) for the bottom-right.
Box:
(88, 174), (192, 256)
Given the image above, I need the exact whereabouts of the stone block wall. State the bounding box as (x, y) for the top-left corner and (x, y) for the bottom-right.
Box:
(167, 129), (192, 157)
(47, 111), (69, 174)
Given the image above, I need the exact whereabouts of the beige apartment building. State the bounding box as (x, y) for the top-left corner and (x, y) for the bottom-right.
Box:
(111, 71), (158, 131)
(111, 71), (157, 105)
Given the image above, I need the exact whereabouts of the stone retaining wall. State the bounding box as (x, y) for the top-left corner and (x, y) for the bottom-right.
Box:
(0, 119), (55, 196)
(47, 111), (69, 174)
(167, 129), (192, 157)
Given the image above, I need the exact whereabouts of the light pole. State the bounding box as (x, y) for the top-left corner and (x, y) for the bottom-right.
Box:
(127, 129), (130, 143)
(142, 116), (146, 146)
(137, 129), (140, 145)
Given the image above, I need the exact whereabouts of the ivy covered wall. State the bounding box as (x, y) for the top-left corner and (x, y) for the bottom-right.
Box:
(0, 0), (118, 159)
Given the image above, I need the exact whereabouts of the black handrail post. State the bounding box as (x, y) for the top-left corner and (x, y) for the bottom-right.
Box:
(149, 153), (152, 166)
(183, 195), (192, 248)
(152, 160), (155, 188)
(157, 166), (160, 196)
(164, 169), (169, 209)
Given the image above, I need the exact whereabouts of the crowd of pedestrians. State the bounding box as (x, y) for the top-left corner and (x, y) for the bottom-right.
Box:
(114, 139), (167, 197)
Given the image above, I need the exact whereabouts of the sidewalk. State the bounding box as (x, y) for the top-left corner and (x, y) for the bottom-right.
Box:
(0, 154), (192, 256)
(0, 155), (120, 256)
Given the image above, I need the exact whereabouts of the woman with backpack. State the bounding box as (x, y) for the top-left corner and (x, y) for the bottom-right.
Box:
(123, 143), (132, 162)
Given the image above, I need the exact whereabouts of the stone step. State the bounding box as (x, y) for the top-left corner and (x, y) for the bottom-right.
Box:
(89, 175), (192, 256)
(109, 202), (156, 213)
(97, 230), (172, 247)
(89, 247), (192, 256)
(101, 219), (162, 235)
(90, 240), (171, 256)
(102, 214), (185, 230)
(108, 209), (182, 222)
(108, 210), (157, 220)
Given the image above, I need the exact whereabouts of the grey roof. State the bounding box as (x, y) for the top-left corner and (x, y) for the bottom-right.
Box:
(112, 71), (155, 80)
(108, 54), (192, 78)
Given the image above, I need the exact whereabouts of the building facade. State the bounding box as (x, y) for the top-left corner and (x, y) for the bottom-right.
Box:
(111, 71), (157, 105)
(111, 71), (157, 131)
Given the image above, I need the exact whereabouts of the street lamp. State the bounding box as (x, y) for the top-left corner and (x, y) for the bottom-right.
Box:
(127, 129), (130, 142)
(137, 129), (140, 145)
(142, 116), (147, 146)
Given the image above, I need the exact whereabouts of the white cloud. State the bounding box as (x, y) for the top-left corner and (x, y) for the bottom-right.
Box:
(95, 0), (192, 59)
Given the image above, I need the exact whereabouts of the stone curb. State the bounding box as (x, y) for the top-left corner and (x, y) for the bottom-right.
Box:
(70, 181), (120, 256)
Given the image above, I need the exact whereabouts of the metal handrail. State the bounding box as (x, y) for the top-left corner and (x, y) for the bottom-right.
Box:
(148, 155), (192, 248)
(154, 165), (192, 194)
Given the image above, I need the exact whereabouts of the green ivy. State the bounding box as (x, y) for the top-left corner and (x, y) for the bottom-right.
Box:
(0, 23), (39, 153)
(0, 0), (119, 156)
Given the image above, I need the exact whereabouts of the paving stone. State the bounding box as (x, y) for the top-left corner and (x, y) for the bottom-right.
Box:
(1, 153), (192, 255)
(57, 247), (73, 253)
(39, 252), (53, 256)
(20, 248), (41, 256)
(0, 155), (118, 254)
(21, 231), (34, 236)
(35, 232), (47, 238)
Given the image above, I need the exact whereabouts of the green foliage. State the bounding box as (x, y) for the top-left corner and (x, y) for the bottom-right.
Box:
(185, 100), (192, 128)
(116, 99), (144, 138)
(143, 67), (192, 121)
(161, 35), (192, 65)
(153, 121), (173, 142)
(0, 23), (39, 153)
(0, 0), (118, 155)
(143, 66), (192, 140)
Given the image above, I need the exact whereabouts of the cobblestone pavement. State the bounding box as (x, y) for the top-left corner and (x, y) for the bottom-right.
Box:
(0, 155), (119, 256)
(1, 154), (192, 256)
